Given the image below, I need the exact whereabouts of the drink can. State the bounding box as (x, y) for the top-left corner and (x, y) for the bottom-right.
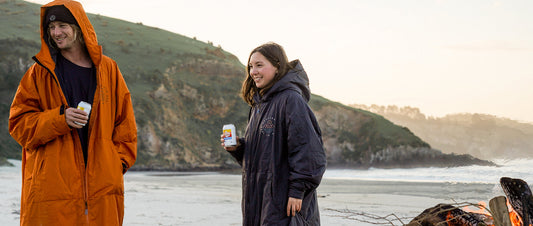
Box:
(75, 101), (92, 126)
(223, 124), (237, 146)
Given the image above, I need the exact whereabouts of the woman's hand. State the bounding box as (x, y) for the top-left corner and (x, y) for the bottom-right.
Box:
(287, 197), (302, 216)
(220, 134), (240, 151)
(65, 107), (88, 129)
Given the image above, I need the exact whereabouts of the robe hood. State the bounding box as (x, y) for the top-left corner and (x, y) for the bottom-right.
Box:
(255, 60), (311, 104)
(37, 0), (102, 69)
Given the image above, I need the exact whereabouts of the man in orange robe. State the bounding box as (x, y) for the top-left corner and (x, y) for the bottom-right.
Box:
(9, 0), (137, 225)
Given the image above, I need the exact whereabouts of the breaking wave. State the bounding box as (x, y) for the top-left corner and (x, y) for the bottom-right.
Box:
(324, 158), (533, 184)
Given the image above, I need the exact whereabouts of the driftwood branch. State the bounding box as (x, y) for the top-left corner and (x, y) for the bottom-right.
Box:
(325, 201), (493, 226)
(324, 208), (409, 225)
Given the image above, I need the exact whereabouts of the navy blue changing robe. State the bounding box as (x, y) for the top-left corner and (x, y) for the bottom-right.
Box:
(229, 60), (327, 225)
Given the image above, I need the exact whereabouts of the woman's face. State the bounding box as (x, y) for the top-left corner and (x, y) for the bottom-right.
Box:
(249, 52), (277, 89)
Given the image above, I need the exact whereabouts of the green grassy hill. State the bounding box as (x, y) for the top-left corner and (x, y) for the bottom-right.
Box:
(0, 0), (493, 168)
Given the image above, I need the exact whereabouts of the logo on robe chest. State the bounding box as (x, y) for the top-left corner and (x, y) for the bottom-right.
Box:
(260, 117), (275, 136)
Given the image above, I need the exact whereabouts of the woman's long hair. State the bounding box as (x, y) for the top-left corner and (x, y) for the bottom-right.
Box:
(241, 42), (293, 106)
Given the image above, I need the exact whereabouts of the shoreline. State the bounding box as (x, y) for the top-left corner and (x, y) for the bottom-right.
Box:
(125, 160), (499, 172)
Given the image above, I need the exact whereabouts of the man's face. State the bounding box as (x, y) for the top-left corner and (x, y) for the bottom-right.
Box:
(48, 21), (78, 50)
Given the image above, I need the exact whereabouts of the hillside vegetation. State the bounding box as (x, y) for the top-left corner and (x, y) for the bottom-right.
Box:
(0, 0), (493, 168)
(352, 104), (533, 160)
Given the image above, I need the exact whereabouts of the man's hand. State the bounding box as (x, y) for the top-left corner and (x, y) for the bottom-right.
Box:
(65, 107), (88, 128)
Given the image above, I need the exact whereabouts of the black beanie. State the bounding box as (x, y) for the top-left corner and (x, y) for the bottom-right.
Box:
(44, 5), (78, 28)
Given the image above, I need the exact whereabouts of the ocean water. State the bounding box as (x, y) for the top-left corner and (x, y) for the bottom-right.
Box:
(324, 158), (533, 184)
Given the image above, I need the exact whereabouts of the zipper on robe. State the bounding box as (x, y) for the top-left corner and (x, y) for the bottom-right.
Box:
(83, 66), (97, 222)
(80, 131), (89, 221)
(82, 129), (89, 220)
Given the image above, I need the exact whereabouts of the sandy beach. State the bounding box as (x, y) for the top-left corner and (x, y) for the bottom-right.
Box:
(121, 172), (499, 226)
(0, 160), (511, 225)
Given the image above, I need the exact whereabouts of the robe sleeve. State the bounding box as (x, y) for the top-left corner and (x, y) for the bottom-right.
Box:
(227, 138), (245, 166)
(9, 65), (71, 151)
(285, 93), (327, 199)
(110, 63), (137, 173)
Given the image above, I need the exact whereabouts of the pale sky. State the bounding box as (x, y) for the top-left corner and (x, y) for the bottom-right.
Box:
(28, 0), (533, 123)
